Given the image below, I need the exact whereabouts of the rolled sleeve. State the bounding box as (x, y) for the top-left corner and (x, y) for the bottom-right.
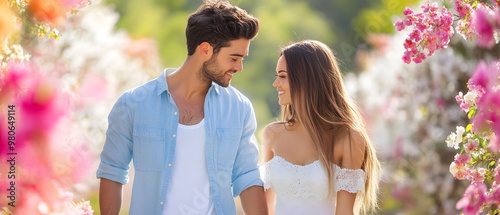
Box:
(96, 95), (133, 185)
(231, 103), (263, 197)
(232, 167), (263, 197)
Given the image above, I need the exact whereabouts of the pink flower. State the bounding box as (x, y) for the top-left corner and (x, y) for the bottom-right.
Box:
(464, 140), (479, 153)
(487, 184), (500, 205)
(455, 154), (471, 166)
(60, 0), (89, 9)
(456, 92), (471, 112)
(77, 200), (94, 215)
(394, 20), (406, 31)
(0, 62), (32, 103)
(456, 182), (487, 214)
(467, 168), (486, 183)
(489, 134), (500, 152)
(455, 0), (472, 19)
(474, 6), (496, 49)
(17, 79), (69, 145)
(395, 2), (454, 64)
(404, 7), (414, 16)
(468, 61), (499, 94)
(472, 90), (500, 135)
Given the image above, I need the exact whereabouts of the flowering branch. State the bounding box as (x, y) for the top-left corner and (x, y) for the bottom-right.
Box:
(397, 0), (500, 214)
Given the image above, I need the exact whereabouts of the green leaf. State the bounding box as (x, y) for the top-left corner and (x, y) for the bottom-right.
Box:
(466, 124), (472, 132)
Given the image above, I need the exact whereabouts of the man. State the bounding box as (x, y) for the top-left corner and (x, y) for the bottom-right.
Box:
(96, 1), (267, 214)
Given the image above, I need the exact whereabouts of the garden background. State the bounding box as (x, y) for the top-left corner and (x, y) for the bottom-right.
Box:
(0, 0), (498, 214)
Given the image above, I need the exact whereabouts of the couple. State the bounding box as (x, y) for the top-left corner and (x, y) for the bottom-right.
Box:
(96, 1), (380, 215)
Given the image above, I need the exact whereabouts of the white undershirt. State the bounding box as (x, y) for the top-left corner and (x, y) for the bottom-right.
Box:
(163, 119), (215, 215)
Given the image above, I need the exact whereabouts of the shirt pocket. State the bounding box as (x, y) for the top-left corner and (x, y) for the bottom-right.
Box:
(216, 128), (242, 171)
(133, 126), (165, 172)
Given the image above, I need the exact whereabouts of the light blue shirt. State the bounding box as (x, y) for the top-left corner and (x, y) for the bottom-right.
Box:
(97, 69), (263, 215)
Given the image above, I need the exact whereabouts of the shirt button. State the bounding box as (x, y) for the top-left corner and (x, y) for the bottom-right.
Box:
(172, 134), (176, 138)
(174, 112), (178, 115)
(168, 163), (172, 167)
(160, 201), (163, 205)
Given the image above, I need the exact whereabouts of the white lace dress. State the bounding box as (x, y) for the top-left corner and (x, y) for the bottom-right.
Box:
(260, 156), (365, 215)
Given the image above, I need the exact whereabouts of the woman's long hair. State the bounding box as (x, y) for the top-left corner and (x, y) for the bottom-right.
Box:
(280, 40), (380, 214)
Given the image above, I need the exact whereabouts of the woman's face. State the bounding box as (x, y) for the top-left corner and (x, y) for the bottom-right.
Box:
(273, 55), (291, 106)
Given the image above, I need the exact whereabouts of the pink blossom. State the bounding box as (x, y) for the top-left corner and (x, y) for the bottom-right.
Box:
(468, 61), (499, 94)
(467, 169), (486, 183)
(395, 2), (454, 64)
(60, 0), (89, 9)
(464, 140), (479, 153)
(17, 79), (70, 145)
(404, 7), (414, 16)
(487, 184), (500, 205)
(402, 51), (412, 64)
(456, 92), (471, 112)
(455, 0), (472, 19)
(456, 182), (487, 214)
(77, 200), (94, 215)
(474, 6), (496, 49)
(455, 154), (471, 166)
(456, 19), (475, 40)
(455, 165), (469, 180)
(495, 163), (500, 184)
(394, 20), (406, 31)
(489, 135), (500, 152)
(0, 62), (32, 103)
(472, 90), (500, 135)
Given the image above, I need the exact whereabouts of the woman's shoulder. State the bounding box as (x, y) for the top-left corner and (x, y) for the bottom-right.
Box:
(336, 128), (367, 169)
(263, 121), (287, 135)
(261, 122), (287, 145)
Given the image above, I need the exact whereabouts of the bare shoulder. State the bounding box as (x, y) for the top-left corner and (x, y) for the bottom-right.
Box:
(261, 122), (286, 143)
(260, 122), (286, 163)
(338, 129), (367, 169)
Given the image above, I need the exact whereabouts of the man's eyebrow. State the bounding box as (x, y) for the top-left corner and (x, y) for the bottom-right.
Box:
(229, 53), (245, 57)
(277, 70), (287, 73)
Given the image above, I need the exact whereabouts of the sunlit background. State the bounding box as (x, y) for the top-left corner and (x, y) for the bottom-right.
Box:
(1, 0), (499, 214)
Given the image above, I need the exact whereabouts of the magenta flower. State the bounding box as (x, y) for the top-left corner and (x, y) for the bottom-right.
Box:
(455, 0), (472, 19)
(17, 79), (69, 144)
(456, 182), (487, 214)
(468, 61), (499, 95)
(455, 154), (471, 166)
(488, 184), (500, 206)
(395, 2), (454, 64)
(474, 5), (497, 49)
(0, 62), (32, 103)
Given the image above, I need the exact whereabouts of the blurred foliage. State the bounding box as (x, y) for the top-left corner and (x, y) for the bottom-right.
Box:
(354, 0), (421, 35)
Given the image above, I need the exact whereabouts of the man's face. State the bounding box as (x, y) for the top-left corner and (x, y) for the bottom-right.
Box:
(201, 38), (250, 87)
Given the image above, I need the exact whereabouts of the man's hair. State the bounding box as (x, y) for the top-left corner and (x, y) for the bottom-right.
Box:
(186, 0), (259, 55)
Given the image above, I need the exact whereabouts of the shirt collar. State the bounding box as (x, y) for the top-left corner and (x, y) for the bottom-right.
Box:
(155, 68), (221, 96)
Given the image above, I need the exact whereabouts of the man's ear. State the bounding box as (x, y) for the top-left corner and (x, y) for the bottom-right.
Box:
(198, 42), (213, 60)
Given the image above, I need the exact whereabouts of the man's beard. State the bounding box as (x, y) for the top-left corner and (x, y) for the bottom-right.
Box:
(200, 56), (232, 87)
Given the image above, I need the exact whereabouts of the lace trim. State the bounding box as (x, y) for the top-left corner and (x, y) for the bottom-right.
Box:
(260, 156), (365, 199)
(259, 163), (271, 191)
(334, 165), (365, 193)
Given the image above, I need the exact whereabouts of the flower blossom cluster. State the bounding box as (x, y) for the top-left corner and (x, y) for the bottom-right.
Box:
(446, 61), (500, 214)
(396, 0), (500, 214)
(394, 2), (454, 63)
(0, 0), (94, 214)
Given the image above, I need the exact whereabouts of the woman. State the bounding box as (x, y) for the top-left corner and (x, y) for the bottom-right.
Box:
(260, 40), (380, 215)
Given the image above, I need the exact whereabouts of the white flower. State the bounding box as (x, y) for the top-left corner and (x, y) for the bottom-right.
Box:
(463, 91), (478, 106)
(455, 126), (465, 146)
(478, 167), (486, 176)
(449, 162), (458, 177)
(446, 132), (457, 148)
